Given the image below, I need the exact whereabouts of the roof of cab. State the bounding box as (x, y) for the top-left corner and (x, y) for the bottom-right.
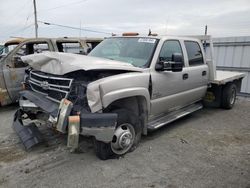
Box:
(110, 34), (202, 42)
(17, 37), (102, 42)
(4, 38), (25, 46)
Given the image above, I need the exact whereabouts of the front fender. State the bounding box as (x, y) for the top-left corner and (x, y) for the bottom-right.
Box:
(87, 71), (150, 113)
(102, 87), (150, 111)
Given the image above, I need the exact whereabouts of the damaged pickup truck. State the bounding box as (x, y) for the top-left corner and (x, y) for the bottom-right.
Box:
(13, 34), (245, 160)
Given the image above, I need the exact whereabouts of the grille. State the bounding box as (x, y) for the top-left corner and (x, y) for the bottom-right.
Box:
(28, 71), (73, 103)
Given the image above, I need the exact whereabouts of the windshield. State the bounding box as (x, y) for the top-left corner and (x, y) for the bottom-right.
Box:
(89, 37), (159, 67)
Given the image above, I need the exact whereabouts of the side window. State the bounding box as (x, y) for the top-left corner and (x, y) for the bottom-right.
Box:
(33, 43), (50, 53)
(15, 44), (27, 57)
(10, 42), (49, 68)
(10, 44), (28, 68)
(57, 42), (85, 54)
(159, 40), (183, 62)
(87, 42), (100, 50)
(184, 41), (204, 66)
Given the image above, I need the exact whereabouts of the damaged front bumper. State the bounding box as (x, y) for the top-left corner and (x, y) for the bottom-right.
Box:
(13, 110), (43, 149)
(13, 90), (117, 150)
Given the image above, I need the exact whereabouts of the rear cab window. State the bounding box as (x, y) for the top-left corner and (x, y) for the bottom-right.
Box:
(184, 41), (204, 66)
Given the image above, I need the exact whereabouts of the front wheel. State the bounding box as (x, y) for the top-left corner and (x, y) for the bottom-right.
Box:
(94, 109), (140, 160)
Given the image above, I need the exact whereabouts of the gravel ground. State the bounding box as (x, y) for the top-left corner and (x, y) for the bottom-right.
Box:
(0, 97), (249, 188)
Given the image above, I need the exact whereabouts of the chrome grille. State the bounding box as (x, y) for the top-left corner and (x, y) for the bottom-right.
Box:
(29, 71), (73, 103)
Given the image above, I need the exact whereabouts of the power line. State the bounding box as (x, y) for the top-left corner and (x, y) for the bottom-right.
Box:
(21, 3), (34, 36)
(0, 24), (34, 39)
(11, 0), (32, 20)
(25, 0), (89, 21)
(38, 0), (88, 12)
(39, 20), (115, 35)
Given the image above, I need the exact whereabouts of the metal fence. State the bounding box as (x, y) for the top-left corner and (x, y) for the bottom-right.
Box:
(212, 36), (250, 96)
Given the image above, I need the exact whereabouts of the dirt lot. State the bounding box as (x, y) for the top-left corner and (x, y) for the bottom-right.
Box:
(0, 97), (249, 188)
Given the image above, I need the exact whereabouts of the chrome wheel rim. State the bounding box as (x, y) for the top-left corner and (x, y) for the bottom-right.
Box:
(111, 123), (135, 155)
(230, 88), (236, 105)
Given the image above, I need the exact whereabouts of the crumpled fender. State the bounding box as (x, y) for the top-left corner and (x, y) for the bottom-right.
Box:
(87, 71), (150, 113)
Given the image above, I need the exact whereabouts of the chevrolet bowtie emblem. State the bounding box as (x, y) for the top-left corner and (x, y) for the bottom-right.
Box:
(40, 81), (49, 90)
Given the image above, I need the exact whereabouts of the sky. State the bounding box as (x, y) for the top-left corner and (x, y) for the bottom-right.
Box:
(0, 0), (250, 43)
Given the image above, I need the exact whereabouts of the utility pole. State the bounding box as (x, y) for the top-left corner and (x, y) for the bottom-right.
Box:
(33, 0), (38, 38)
(204, 25), (208, 52)
(205, 25), (207, 35)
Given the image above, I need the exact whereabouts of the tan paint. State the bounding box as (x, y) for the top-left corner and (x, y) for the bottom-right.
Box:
(0, 88), (11, 105)
(10, 71), (17, 80)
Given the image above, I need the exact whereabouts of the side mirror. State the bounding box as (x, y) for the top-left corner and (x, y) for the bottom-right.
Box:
(156, 53), (183, 72)
(170, 61), (183, 72)
(172, 53), (182, 62)
(171, 53), (183, 72)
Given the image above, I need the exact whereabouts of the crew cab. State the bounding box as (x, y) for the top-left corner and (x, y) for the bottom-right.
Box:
(13, 34), (245, 160)
(0, 37), (102, 106)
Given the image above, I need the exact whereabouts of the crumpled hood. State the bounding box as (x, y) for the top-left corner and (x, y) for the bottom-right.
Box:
(21, 52), (143, 75)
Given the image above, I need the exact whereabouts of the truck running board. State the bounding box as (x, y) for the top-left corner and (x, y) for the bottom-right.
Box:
(147, 103), (203, 130)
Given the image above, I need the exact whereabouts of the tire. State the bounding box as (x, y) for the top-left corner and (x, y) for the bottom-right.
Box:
(94, 109), (141, 160)
(221, 83), (237, 109)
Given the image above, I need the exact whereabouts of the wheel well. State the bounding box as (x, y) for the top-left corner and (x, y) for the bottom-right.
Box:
(203, 79), (242, 108)
(232, 79), (242, 93)
(222, 79), (241, 94)
(104, 96), (148, 135)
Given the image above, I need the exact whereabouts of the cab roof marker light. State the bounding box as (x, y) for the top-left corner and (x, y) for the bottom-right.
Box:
(122, 32), (139, 36)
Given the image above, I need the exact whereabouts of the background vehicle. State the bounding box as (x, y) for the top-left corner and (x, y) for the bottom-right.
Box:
(0, 38), (25, 59)
(0, 44), (4, 55)
(0, 37), (102, 106)
(13, 34), (244, 160)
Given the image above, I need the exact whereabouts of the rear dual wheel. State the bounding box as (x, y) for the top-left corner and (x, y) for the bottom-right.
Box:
(221, 83), (237, 109)
(94, 109), (141, 160)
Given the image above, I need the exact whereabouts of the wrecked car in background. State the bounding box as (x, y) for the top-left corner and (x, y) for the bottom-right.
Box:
(0, 37), (102, 106)
(13, 34), (244, 160)
(0, 38), (25, 59)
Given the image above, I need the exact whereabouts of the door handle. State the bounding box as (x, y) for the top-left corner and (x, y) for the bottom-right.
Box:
(202, 71), (207, 76)
(183, 73), (188, 80)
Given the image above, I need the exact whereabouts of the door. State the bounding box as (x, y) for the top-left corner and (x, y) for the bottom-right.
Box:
(150, 40), (189, 117)
(3, 41), (51, 102)
(183, 40), (208, 103)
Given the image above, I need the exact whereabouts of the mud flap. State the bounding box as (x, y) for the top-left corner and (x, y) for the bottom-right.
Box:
(80, 113), (117, 143)
(13, 110), (43, 150)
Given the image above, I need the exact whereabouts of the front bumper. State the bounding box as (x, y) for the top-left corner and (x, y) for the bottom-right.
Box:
(13, 90), (117, 150)
(13, 110), (43, 149)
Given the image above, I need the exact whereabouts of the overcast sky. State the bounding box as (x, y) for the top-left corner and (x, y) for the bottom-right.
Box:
(0, 0), (250, 42)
